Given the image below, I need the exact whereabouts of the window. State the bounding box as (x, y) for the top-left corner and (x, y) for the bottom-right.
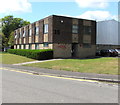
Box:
(15, 34), (17, 39)
(72, 25), (78, 34)
(35, 44), (39, 49)
(20, 29), (22, 38)
(29, 44), (31, 49)
(54, 29), (60, 35)
(17, 32), (20, 38)
(43, 43), (49, 47)
(19, 45), (21, 49)
(36, 26), (39, 35)
(83, 43), (91, 48)
(34, 27), (36, 35)
(44, 24), (48, 34)
(23, 45), (26, 49)
(84, 26), (91, 35)
(29, 29), (32, 36)
(23, 31), (26, 37)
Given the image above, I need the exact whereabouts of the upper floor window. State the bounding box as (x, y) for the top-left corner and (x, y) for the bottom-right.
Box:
(44, 24), (48, 34)
(23, 31), (26, 37)
(36, 26), (39, 35)
(34, 27), (36, 35)
(29, 29), (32, 37)
(17, 32), (20, 38)
(20, 29), (22, 38)
(72, 25), (78, 34)
(54, 29), (60, 35)
(84, 26), (91, 35)
(15, 34), (17, 39)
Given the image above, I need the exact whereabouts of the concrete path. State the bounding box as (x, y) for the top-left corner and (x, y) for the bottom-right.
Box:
(13, 59), (63, 66)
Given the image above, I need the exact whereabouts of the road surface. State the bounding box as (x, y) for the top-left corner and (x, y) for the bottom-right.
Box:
(1, 67), (118, 103)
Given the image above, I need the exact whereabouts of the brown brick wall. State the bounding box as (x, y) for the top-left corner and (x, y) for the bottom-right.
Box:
(32, 23), (35, 43)
(53, 15), (72, 44)
(77, 45), (96, 58)
(53, 43), (71, 58)
(72, 44), (96, 58)
(39, 20), (44, 43)
(91, 21), (96, 45)
(48, 16), (53, 42)
(78, 19), (83, 44)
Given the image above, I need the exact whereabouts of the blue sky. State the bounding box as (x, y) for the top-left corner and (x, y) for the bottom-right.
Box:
(0, 0), (119, 23)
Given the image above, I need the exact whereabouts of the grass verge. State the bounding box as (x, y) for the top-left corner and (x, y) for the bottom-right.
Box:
(24, 57), (119, 75)
(1, 53), (36, 64)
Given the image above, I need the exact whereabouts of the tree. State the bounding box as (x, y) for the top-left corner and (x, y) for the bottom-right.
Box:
(8, 31), (14, 47)
(1, 15), (30, 48)
(0, 32), (7, 50)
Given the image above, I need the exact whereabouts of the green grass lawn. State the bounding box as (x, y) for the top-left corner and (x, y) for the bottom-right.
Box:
(25, 57), (119, 75)
(1, 53), (119, 75)
(1, 53), (36, 64)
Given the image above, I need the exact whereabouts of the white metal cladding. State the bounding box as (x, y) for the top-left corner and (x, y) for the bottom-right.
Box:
(97, 20), (120, 45)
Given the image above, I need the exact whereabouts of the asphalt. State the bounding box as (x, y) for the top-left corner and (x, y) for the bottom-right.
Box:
(2, 64), (120, 83)
(2, 69), (118, 103)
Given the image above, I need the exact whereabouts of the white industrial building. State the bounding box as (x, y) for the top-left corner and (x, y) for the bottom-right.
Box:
(97, 19), (120, 50)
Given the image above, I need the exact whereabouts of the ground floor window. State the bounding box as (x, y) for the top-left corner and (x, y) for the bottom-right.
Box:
(83, 43), (91, 48)
(43, 43), (49, 47)
(19, 45), (21, 49)
(29, 44), (31, 49)
(35, 44), (39, 49)
(23, 45), (26, 49)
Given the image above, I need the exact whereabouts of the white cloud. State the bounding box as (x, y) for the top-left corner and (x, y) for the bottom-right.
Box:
(0, 0), (32, 13)
(76, 11), (117, 21)
(75, 0), (109, 8)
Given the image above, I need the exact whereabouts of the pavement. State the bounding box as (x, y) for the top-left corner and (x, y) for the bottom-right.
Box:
(13, 59), (63, 65)
(2, 63), (120, 83)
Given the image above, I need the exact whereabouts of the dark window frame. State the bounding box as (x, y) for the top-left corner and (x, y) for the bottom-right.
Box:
(44, 24), (48, 34)
(43, 43), (49, 47)
(23, 45), (26, 49)
(35, 26), (39, 35)
(54, 29), (60, 35)
(29, 28), (32, 37)
(29, 44), (31, 49)
(72, 24), (78, 34)
(84, 26), (92, 35)
(35, 44), (39, 49)
(83, 43), (91, 48)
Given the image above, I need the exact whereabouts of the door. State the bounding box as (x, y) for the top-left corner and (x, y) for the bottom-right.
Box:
(72, 43), (77, 57)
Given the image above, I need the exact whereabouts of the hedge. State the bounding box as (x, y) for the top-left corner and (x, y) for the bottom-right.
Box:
(7, 49), (53, 60)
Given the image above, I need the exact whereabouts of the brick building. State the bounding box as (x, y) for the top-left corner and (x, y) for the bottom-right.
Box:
(14, 15), (96, 58)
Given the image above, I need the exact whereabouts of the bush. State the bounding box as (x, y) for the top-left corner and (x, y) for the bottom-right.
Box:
(7, 49), (53, 60)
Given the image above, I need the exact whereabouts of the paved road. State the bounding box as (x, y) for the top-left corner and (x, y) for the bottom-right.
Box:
(2, 68), (118, 103)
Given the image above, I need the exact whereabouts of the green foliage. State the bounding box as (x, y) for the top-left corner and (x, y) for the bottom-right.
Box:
(7, 49), (53, 60)
(1, 53), (35, 64)
(8, 31), (14, 47)
(0, 32), (8, 49)
(1, 15), (30, 47)
(25, 58), (119, 75)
